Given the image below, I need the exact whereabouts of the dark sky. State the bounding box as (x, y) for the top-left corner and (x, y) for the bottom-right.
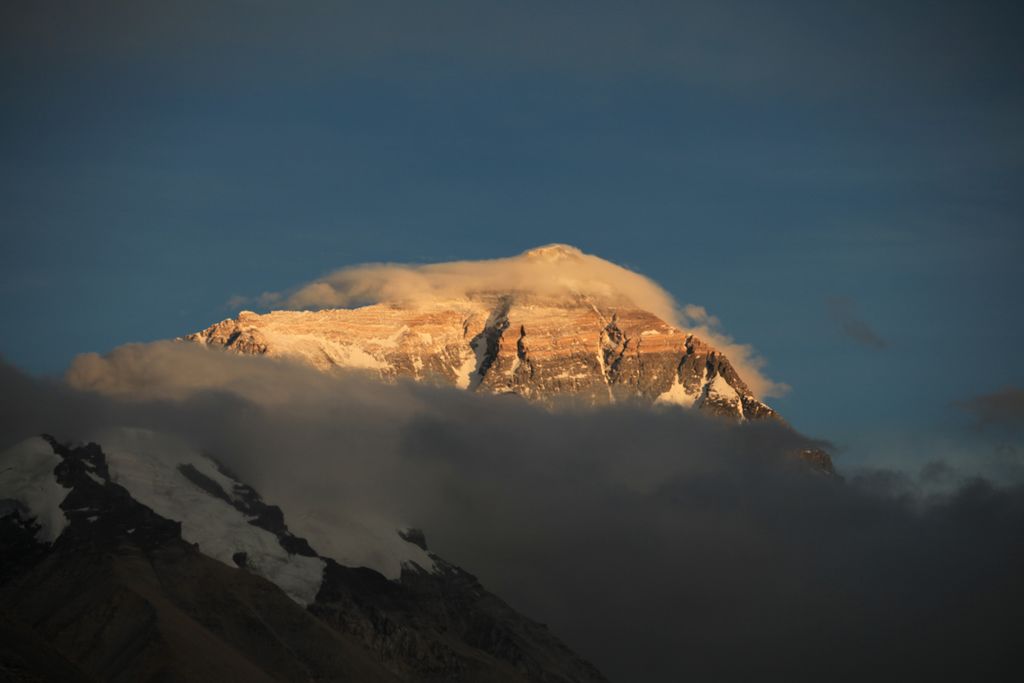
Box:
(2, 1), (1022, 470)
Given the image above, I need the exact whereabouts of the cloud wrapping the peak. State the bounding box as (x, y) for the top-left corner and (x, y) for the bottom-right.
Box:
(270, 244), (679, 320)
(255, 244), (788, 397)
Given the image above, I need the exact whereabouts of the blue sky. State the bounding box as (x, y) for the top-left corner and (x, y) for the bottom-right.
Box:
(2, 1), (1022, 470)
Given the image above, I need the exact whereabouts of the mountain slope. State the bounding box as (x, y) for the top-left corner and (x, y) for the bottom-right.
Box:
(187, 298), (777, 422)
(0, 436), (607, 682)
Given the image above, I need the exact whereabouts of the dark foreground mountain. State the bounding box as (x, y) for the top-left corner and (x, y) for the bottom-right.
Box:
(0, 436), (606, 683)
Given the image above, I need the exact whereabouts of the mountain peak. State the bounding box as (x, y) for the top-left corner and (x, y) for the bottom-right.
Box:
(521, 243), (585, 261)
(185, 297), (780, 421)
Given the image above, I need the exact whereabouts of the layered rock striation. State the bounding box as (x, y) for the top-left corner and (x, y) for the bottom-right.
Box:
(186, 297), (778, 422)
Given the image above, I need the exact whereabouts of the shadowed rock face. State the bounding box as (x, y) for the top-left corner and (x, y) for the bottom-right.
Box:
(186, 297), (779, 422)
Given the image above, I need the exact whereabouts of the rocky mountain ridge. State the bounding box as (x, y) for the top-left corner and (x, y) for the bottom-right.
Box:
(186, 296), (778, 422)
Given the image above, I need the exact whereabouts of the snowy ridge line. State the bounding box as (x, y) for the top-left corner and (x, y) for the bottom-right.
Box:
(0, 431), (438, 606)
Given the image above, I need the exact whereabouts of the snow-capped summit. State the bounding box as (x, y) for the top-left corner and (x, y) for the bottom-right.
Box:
(183, 243), (787, 423)
(521, 243), (585, 261)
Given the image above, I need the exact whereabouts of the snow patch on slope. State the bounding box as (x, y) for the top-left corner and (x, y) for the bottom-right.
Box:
(655, 379), (699, 408)
(265, 334), (390, 372)
(454, 345), (479, 390)
(287, 510), (435, 580)
(456, 337), (489, 390)
(706, 374), (744, 416)
(0, 437), (70, 543)
(657, 364), (707, 408)
(96, 428), (326, 605)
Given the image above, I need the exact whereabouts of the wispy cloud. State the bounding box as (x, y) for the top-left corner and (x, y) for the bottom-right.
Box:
(826, 296), (888, 349)
(958, 387), (1024, 430)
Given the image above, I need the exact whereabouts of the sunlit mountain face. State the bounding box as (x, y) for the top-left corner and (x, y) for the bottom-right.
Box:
(185, 245), (780, 420)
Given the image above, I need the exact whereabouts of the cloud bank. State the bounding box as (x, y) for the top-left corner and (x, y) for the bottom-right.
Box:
(3, 344), (1023, 681)
(250, 244), (787, 397)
